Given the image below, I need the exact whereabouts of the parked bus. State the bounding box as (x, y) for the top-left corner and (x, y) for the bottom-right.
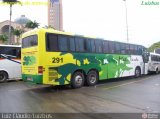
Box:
(21, 28), (149, 88)
(0, 45), (21, 83)
(148, 52), (160, 74)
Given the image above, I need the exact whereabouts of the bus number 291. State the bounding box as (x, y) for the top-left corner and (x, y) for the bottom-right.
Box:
(52, 57), (63, 63)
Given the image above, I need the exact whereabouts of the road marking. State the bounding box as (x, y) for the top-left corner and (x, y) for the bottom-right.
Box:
(8, 85), (50, 92)
(103, 77), (150, 90)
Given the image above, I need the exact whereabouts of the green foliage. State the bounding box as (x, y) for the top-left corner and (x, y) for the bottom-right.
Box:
(12, 29), (23, 38)
(2, 0), (21, 5)
(25, 20), (39, 29)
(148, 41), (160, 52)
(0, 34), (8, 42)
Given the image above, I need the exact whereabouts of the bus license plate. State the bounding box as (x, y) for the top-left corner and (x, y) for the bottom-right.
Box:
(27, 77), (33, 81)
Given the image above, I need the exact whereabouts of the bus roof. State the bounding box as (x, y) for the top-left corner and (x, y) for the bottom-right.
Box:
(21, 28), (146, 48)
(150, 52), (160, 56)
(22, 28), (98, 39)
(0, 44), (21, 47)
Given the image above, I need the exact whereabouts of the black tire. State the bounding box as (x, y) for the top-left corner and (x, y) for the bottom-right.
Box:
(86, 70), (98, 86)
(156, 68), (159, 74)
(0, 71), (8, 83)
(71, 71), (85, 89)
(135, 67), (141, 78)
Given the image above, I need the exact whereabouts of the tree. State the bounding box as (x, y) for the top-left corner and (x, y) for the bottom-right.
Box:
(25, 20), (39, 29)
(12, 29), (23, 44)
(148, 41), (160, 52)
(0, 34), (8, 43)
(3, 0), (22, 44)
(12, 29), (23, 37)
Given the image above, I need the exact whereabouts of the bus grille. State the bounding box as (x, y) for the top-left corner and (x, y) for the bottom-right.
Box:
(48, 67), (58, 81)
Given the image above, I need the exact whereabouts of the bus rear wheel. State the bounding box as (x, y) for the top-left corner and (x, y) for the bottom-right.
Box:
(71, 71), (85, 89)
(156, 68), (159, 74)
(0, 71), (8, 83)
(135, 67), (141, 78)
(86, 70), (98, 86)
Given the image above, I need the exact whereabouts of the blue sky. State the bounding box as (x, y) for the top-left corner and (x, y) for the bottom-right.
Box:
(0, 0), (160, 47)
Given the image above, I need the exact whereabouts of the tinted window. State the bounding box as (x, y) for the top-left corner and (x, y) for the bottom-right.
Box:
(86, 39), (91, 52)
(120, 43), (126, 54)
(108, 41), (115, 53)
(103, 41), (109, 53)
(46, 34), (58, 51)
(137, 46), (143, 55)
(95, 40), (103, 53)
(130, 44), (135, 54)
(115, 42), (120, 54)
(75, 37), (85, 52)
(0, 46), (21, 58)
(69, 37), (75, 52)
(125, 44), (130, 54)
(22, 35), (38, 48)
(155, 49), (160, 54)
(90, 39), (95, 52)
(58, 35), (68, 51)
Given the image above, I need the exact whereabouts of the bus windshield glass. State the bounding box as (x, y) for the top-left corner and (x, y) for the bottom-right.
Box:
(22, 35), (38, 48)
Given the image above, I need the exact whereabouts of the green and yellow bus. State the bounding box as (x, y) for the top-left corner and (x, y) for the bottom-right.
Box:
(21, 28), (149, 88)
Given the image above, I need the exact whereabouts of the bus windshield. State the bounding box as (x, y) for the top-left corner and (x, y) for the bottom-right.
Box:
(22, 35), (38, 48)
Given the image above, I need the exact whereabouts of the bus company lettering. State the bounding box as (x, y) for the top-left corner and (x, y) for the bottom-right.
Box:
(131, 58), (139, 61)
(141, 1), (159, 5)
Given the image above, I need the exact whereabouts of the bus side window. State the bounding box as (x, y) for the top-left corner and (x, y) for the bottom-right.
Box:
(137, 46), (142, 55)
(120, 43), (126, 54)
(58, 35), (69, 52)
(17, 49), (21, 58)
(103, 41), (109, 53)
(115, 42), (120, 54)
(134, 45), (138, 55)
(90, 39), (96, 53)
(75, 37), (85, 52)
(130, 44), (134, 54)
(46, 34), (58, 51)
(95, 40), (103, 53)
(85, 39), (91, 52)
(125, 44), (130, 55)
(108, 41), (115, 54)
(69, 37), (76, 52)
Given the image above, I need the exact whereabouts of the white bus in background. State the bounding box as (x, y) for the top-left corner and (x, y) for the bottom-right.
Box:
(148, 52), (160, 74)
(0, 45), (21, 83)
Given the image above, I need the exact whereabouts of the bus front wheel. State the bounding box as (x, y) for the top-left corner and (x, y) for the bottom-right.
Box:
(86, 70), (98, 86)
(71, 71), (85, 88)
(0, 71), (8, 83)
(135, 67), (141, 78)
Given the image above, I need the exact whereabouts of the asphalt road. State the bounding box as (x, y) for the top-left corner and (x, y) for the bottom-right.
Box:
(0, 74), (160, 119)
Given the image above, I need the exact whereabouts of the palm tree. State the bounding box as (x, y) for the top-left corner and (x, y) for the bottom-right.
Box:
(25, 20), (39, 29)
(0, 34), (8, 43)
(3, 0), (22, 44)
(12, 29), (23, 44)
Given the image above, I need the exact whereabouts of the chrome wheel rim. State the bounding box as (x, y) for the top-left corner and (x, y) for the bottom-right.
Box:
(75, 75), (83, 85)
(89, 74), (96, 84)
(136, 69), (140, 77)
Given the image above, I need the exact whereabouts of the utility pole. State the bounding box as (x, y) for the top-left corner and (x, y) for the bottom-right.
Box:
(9, 3), (12, 44)
(123, 0), (129, 42)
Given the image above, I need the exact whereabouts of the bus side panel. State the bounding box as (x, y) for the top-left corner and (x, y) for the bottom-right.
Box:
(22, 47), (41, 83)
(0, 59), (21, 79)
(42, 52), (136, 85)
(42, 52), (77, 85)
